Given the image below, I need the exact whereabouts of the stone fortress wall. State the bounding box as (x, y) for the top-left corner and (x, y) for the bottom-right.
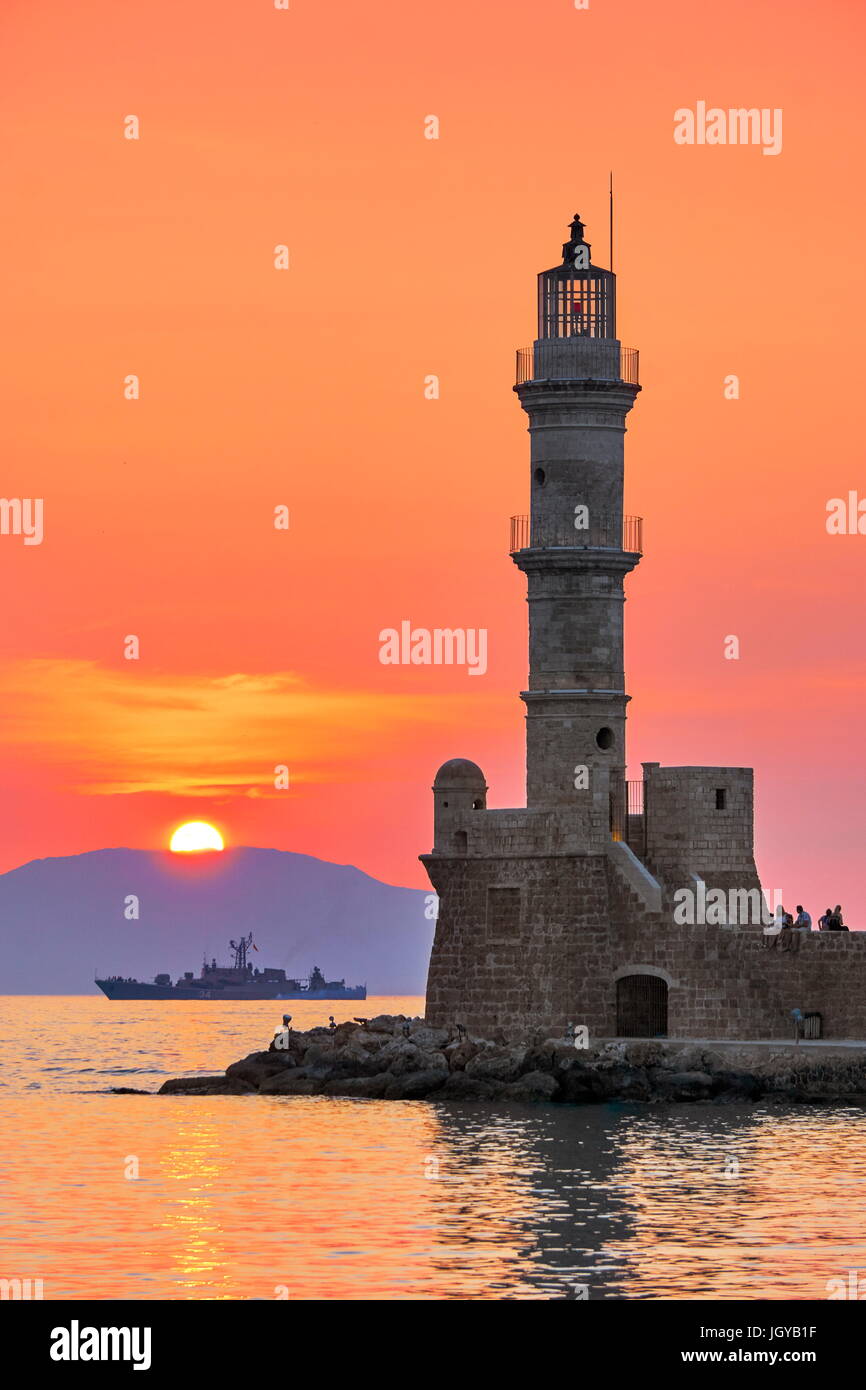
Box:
(424, 811), (866, 1042)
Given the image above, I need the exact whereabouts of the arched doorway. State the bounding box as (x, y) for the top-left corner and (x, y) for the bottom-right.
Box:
(616, 974), (668, 1038)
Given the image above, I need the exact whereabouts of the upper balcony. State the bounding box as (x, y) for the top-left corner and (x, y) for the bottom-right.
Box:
(516, 340), (639, 388)
(510, 513), (643, 555)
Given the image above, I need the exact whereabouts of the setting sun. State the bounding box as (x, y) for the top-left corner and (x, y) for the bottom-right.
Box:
(169, 821), (224, 853)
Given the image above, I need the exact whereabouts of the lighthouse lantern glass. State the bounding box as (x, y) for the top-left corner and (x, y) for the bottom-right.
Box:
(538, 267), (616, 340)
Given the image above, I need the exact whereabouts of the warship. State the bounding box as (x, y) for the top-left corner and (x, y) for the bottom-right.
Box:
(96, 932), (366, 1001)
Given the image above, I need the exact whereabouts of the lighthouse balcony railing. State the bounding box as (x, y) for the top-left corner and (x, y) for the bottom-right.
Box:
(516, 342), (639, 387)
(509, 514), (643, 555)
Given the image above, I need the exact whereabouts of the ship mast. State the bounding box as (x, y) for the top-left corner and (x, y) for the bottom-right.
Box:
(229, 932), (254, 972)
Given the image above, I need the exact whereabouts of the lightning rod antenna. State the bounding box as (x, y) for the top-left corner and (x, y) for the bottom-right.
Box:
(609, 171), (614, 273)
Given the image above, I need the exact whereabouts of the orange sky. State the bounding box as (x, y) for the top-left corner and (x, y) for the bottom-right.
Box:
(1, 0), (865, 920)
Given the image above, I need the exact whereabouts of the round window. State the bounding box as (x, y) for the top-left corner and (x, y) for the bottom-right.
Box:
(596, 727), (614, 750)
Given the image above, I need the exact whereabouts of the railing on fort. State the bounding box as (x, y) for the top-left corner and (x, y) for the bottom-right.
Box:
(509, 514), (643, 555)
(611, 778), (646, 857)
(515, 343), (639, 387)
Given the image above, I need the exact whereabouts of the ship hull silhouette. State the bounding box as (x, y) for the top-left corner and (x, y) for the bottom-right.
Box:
(96, 933), (366, 1001)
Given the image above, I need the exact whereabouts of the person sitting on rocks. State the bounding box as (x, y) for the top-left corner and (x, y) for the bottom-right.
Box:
(818, 906), (833, 931)
(794, 905), (812, 932)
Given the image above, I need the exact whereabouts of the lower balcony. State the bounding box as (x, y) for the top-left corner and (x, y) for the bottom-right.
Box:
(509, 514), (643, 555)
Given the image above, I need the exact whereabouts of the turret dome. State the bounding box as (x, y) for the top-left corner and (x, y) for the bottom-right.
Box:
(433, 758), (487, 789)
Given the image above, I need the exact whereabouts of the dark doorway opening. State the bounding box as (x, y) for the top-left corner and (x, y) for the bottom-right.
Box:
(616, 974), (668, 1037)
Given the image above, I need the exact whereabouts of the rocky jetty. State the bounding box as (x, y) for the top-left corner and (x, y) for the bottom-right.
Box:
(157, 1016), (866, 1105)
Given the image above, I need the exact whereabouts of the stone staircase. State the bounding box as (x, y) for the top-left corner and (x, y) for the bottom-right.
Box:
(606, 839), (663, 913)
(605, 839), (664, 926)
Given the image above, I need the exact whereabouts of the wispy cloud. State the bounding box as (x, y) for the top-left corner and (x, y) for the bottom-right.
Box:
(0, 659), (506, 797)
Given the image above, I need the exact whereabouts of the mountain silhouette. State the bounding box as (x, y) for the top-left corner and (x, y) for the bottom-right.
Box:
(0, 848), (433, 994)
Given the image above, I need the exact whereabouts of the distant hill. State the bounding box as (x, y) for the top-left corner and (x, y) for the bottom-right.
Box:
(0, 848), (433, 994)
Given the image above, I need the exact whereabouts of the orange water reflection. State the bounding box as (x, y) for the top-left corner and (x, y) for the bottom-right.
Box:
(600, 1109), (866, 1300)
(2, 997), (866, 1299)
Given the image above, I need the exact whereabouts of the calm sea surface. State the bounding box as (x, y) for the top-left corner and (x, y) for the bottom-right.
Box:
(2, 995), (865, 1301)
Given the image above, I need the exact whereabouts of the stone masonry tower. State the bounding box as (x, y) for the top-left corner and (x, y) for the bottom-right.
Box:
(512, 213), (641, 835)
(423, 210), (767, 1042)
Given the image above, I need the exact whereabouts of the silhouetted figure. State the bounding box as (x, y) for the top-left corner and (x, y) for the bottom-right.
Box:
(830, 905), (848, 932)
(819, 907), (833, 932)
(779, 908), (800, 951)
(328, 1015), (337, 1032)
(763, 907), (785, 948)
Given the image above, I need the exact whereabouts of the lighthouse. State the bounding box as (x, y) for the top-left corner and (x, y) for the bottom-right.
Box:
(512, 213), (641, 830)
(422, 210), (763, 1043)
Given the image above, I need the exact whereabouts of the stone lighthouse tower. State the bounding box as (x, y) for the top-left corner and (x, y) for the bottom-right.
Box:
(422, 210), (762, 1042)
(513, 213), (641, 834)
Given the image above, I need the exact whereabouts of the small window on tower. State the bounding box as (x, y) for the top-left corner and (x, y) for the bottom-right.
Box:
(715, 788), (727, 810)
(596, 727), (614, 750)
(534, 468), (546, 485)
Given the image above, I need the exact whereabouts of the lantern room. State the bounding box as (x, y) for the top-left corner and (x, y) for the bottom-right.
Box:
(537, 213), (616, 340)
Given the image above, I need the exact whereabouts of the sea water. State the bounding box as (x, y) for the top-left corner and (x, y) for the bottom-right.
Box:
(1, 995), (865, 1301)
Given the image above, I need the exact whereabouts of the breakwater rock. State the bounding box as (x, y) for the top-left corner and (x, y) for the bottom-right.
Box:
(157, 1016), (866, 1104)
